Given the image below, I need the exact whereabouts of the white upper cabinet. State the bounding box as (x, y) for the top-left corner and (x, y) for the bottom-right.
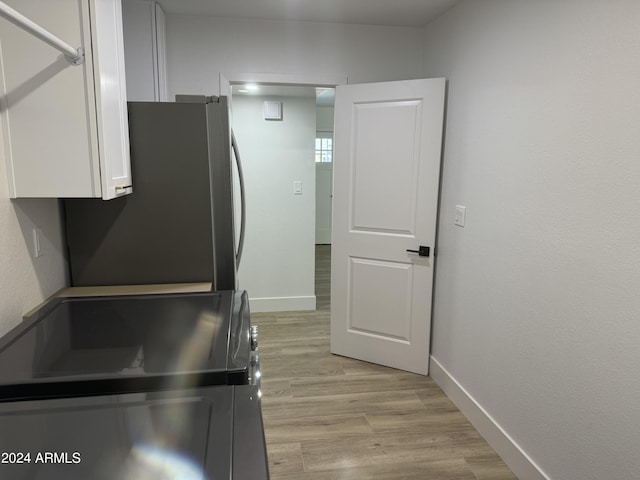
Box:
(0, 0), (132, 199)
(122, 0), (167, 102)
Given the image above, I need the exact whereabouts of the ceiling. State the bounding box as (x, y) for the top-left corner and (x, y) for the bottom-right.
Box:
(158, 0), (462, 105)
(156, 0), (461, 28)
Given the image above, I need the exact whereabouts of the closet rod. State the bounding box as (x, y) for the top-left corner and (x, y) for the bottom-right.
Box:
(0, 1), (84, 65)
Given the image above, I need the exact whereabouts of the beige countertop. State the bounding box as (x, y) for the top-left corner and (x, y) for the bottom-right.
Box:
(24, 283), (213, 317)
(57, 283), (212, 297)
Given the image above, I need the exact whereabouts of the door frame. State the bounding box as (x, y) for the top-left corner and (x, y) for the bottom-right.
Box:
(220, 72), (347, 92)
(220, 72), (347, 311)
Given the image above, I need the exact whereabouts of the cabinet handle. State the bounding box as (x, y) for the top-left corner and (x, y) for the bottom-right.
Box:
(115, 185), (132, 191)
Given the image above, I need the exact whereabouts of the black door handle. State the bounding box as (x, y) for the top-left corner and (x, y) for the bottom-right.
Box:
(406, 246), (430, 257)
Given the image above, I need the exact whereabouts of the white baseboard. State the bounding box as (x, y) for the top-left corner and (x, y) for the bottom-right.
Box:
(249, 295), (316, 313)
(429, 356), (550, 480)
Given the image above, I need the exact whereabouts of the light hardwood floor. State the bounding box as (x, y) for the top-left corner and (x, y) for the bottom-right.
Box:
(252, 245), (517, 479)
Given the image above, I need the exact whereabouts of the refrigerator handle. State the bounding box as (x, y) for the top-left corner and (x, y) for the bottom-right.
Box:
(231, 129), (246, 269)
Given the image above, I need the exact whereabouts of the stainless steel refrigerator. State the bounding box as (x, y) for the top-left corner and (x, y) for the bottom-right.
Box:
(64, 96), (244, 291)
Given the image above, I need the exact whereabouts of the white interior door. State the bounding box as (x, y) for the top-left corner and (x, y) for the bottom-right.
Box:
(315, 162), (333, 244)
(330, 78), (446, 375)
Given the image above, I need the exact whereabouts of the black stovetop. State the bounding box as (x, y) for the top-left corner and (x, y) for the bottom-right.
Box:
(0, 291), (252, 402)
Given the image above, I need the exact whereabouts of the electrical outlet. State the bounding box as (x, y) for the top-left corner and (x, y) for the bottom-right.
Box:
(455, 205), (466, 227)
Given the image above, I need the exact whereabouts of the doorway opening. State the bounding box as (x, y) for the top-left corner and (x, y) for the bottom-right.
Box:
(313, 87), (335, 312)
(228, 81), (337, 313)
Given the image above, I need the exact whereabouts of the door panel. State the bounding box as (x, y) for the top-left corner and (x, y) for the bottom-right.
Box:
(330, 78), (445, 375)
(349, 257), (412, 341)
(352, 100), (421, 233)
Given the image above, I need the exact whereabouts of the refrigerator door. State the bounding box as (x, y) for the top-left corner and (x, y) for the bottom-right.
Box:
(205, 97), (237, 290)
(64, 98), (237, 290)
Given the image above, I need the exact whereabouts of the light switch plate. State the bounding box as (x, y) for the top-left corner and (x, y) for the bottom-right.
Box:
(293, 181), (302, 195)
(455, 205), (466, 227)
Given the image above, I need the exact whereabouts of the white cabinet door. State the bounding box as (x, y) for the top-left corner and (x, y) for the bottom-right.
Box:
(88, 0), (132, 200)
(0, 0), (131, 199)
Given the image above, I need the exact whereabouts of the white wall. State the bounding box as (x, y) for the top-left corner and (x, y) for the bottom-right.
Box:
(122, 0), (158, 101)
(122, 0), (168, 101)
(424, 1), (640, 479)
(162, 14), (424, 309)
(232, 94), (316, 311)
(0, 129), (68, 338)
(164, 15), (425, 97)
(316, 106), (335, 133)
(315, 106), (335, 244)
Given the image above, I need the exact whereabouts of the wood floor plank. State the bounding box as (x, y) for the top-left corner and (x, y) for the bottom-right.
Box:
(271, 458), (479, 480)
(263, 412), (374, 444)
(257, 337), (331, 357)
(299, 429), (493, 472)
(415, 387), (461, 410)
(257, 321), (330, 340)
(464, 453), (519, 480)
(259, 354), (346, 380)
(260, 379), (292, 398)
(266, 442), (305, 477)
(263, 389), (427, 419)
(365, 408), (471, 434)
(338, 358), (431, 377)
(289, 371), (435, 398)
